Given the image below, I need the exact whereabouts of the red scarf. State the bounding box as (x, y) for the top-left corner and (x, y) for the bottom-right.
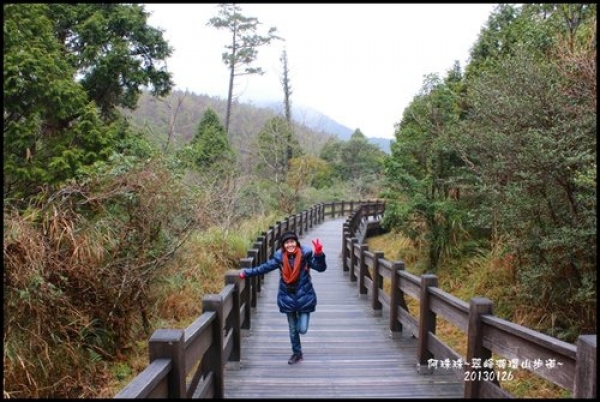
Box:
(282, 247), (302, 285)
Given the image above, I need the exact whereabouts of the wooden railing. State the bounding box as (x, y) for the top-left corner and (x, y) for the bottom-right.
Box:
(115, 199), (595, 398)
(114, 200), (384, 398)
(341, 204), (597, 399)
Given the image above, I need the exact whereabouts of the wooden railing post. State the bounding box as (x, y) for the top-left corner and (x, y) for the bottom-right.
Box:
(283, 217), (290, 233)
(303, 210), (308, 233)
(252, 241), (263, 292)
(417, 274), (437, 374)
(371, 251), (384, 316)
(302, 211), (307, 233)
(297, 212), (302, 235)
(349, 238), (358, 282)
(148, 329), (185, 398)
(268, 226), (275, 257)
(253, 241), (263, 266)
(464, 297), (495, 398)
(342, 224), (350, 272)
(246, 249), (259, 307)
(202, 294), (224, 399)
(306, 208), (310, 229)
(315, 204), (320, 224)
(259, 233), (267, 262)
(239, 257), (253, 330)
(574, 335), (597, 398)
(358, 244), (369, 297)
(389, 261), (405, 337)
(225, 272), (242, 370)
(275, 221), (282, 246)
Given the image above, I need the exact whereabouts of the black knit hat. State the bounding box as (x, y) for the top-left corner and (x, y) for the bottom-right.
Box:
(280, 231), (299, 246)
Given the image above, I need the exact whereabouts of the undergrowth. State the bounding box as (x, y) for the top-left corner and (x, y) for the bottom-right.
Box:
(4, 201), (575, 398)
(101, 212), (281, 395)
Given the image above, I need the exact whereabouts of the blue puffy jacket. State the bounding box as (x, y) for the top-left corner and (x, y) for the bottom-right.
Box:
(242, 244), (326, 313)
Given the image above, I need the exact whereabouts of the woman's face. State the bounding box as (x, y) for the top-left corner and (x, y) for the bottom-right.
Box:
(284, 239), (297, 252)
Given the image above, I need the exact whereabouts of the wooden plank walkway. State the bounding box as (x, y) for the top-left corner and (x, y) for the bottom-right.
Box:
(223, 218), (464, 399)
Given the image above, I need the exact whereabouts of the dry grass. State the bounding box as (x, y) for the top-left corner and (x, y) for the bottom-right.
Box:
(4, 207), (116, 398)
(102, 212), (281, 395)
(4, 160), (204, 398)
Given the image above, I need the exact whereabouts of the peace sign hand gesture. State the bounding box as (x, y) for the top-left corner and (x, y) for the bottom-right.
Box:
(312, 239), (323, 255)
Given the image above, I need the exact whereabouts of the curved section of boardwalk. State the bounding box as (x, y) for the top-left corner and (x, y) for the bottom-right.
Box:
(223, 218), (464, 398)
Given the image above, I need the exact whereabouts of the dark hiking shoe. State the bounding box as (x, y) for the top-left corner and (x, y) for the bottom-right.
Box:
(288, 353), (303, 365)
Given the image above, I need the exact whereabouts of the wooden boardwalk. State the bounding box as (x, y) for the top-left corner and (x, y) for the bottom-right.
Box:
(223, 218), (464, 399)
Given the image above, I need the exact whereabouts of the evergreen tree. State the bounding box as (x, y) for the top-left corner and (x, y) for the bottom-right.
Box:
(384, 73), (466, 271)
(254, 116), (302, 183)
(207, 3), (281, 134)
(454, 3), (596, 336)
(3, 4), (173, 203)
(189, 107), (234, 168)
(341, 129), (386, 181)
(320, 130), (385, 182)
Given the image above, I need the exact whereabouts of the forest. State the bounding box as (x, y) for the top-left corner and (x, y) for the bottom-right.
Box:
(3, 3), (595, 398)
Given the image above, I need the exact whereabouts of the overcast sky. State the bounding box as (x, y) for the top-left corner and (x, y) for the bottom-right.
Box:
(144, 3), (496, 139)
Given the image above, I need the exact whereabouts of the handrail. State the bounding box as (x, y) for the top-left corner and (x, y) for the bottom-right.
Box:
(115, 199), (595, 399)
(114, 200), (383, 398)
(341, 205), (597, 399)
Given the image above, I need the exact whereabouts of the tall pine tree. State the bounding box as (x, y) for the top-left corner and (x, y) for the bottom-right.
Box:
(207, 3), (281, 134)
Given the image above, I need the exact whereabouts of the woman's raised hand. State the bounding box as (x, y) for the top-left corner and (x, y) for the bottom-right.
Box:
(312, 239), (323, 255)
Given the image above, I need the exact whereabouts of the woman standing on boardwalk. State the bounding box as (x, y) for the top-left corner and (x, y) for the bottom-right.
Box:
(239, 230), (326, 364)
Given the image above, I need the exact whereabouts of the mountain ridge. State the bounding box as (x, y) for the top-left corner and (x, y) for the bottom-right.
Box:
(251, 100), (392, 154)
